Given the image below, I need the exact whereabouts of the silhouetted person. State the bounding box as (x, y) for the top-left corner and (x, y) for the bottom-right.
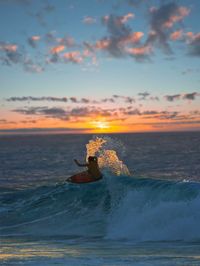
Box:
(74, 156), (102, 179)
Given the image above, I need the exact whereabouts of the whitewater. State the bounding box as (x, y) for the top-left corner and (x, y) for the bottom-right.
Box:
(0, 132), (200, 265)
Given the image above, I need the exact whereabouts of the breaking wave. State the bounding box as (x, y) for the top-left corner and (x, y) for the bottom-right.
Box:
(1, 175), (200, 242)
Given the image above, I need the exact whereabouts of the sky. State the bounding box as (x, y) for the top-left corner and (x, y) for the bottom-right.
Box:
(0, 0), (200, 134)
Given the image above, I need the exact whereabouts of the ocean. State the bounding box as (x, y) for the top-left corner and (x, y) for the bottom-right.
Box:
(0, 132), (200, 266)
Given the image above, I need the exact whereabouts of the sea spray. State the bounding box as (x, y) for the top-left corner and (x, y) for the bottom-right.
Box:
(86, 136), (130, 176)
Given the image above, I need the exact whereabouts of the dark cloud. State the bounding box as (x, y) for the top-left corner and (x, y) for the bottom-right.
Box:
(20, 119), (37, 124)
(112, 95), (135, 103)
(183, 92), (199, 100)
(7, 96), (100, 104)
(100, 14), (132, 57)
(12, 105), (118, 121)
(92, 13), (151, 61)
(70, 97), (78, 103)
(13, 106), (69, 120)
(164, 92), (199, 102)
(146, 2), (190, 53)
(150, 96), (159, 101)
(0, 127), (90, 134)
(0, 119), (16, 124)
(164, 94), (181, 102)
(101, 98), (115, 103)
(123, 108), (141, 115)
(138, 91), (150, 100)
(0, 42), (45, 73)
(7, 96), (68, 102)
(188, 34), (200, 56)
(0, 42), (22, 65)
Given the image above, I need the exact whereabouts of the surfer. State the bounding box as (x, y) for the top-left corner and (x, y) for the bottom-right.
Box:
(74, 156), (102, 180)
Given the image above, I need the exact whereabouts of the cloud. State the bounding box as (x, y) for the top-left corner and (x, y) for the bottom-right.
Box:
(13, 106), (69, 120)
(183, 92), (199, 100)
(58, 36), (75, 48)
(0, 127), (90, 134)
(138, 91), (150, 100)
(7, 96), (68, 102)
(164, 94), (181, 101)
(28, 35), (41, 48)
(186, 32), (200, 56)
(170, 30), (183, 41)
(0, 41), (45, 73)
(12, 105), (117, 121)
(63, 51), (83, 64)
(23, 58), (44, 73)
(101, 97), (115, 103)
(100, 13), (133, 57)
(147, 2), (190, 53)
(0, 43), (18, 52)
(50, 45), (65, 54)
(7, 96), (98, 104)
(89, 13), (152, 61)
(83, 16), (96, 24)
(0, 41), (23, 65)
(0, 119), (16, 124)
(112, 95), (135, 103)
(164, 92), (200, 102)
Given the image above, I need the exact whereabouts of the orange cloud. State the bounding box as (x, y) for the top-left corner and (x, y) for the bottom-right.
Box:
(127, 45), (152, 56)
(50, 45), (65, 54)
(95, 39), (111, 50)
(170, 30), (183, 41)
(121, 32), (144, 45)
(63, 51), (83, 63)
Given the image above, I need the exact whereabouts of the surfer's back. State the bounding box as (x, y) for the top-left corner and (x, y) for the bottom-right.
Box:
(87, 161), (102, 178)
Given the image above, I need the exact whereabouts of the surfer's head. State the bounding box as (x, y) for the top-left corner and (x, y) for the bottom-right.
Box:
(88, 156), (97, 162)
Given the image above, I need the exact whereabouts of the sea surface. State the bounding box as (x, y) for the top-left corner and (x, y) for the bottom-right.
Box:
(0, 132), (200, 266)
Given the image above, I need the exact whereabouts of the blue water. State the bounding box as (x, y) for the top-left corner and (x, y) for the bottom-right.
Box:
(0, 132), (200, 265)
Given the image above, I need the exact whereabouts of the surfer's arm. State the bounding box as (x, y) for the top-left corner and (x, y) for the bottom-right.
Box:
(74, 159), (88, 167)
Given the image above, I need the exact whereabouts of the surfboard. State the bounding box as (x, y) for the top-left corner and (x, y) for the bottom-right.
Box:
(66, 171), (103, 184)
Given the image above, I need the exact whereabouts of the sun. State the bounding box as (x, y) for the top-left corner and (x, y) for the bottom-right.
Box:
(92, 120), (110, 130)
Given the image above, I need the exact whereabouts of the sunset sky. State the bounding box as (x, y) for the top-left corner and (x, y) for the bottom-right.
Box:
(0, 0), (200, 134)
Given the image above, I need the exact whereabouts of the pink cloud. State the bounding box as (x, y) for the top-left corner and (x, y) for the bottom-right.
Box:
(170, 30), (183, 41)
(121, 32), (144, 45)
(31, 36), (40, 41)
(63, 51), (83, 63)
(127, 45), (152, 56)
(50, 45), (65, 54)
(186, 32), (200, 41)
(102, 12), (134, 25)
(120, 13), (135, 23)
(163, 6), (190, 28)
(58, 36), (75, 47)
(95, 39), (111, 50)
(0, 43), (18, 52)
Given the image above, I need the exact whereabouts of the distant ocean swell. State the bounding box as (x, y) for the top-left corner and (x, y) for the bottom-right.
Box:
(1, 175), (200, 242)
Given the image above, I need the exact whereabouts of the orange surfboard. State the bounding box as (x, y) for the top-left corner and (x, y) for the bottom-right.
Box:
(67, 171), (103, 184)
